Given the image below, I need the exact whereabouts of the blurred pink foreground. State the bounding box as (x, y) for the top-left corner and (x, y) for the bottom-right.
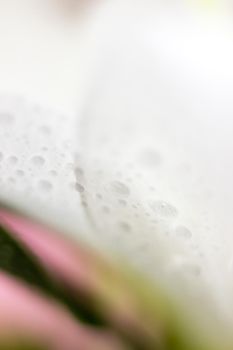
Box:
(0, 209), (127, 350)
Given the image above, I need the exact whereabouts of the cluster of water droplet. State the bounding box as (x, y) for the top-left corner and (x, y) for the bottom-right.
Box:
(0, 95), (84, 228)
(0, 94), (207, 285)
(72, 140), (203, 284)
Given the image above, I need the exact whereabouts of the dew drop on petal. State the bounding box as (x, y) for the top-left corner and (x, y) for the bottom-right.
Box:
(39, 125), (51, 135)
(49, 170), (58, 177)
(175, 226), (192, 239)
(118, 199), (127, 207)
(8, 177), (15, 184)
(8, 156), (18, 165)
(118, 221), (131, 232)
(75, 183), (85, 193)
(150, 201), (178, 218)
(110, 181), (130, 196)
(74, 167), (84, 183)
(38, 180), (53, 192)
(75, 167), (84, 177)
(16, 169), (25, 177)
(102, 206), (110, 214)
(31, 155), (45, 167)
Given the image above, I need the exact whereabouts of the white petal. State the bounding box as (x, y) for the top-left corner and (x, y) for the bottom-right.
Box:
(0, 1), (99, 244)
(74, 0), (233, 315)
(1, 0), (233, 325)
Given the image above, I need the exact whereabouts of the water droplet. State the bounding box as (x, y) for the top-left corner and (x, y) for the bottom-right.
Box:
(118, 221), (131, 232)
(0, 112), (14, 124)
(150, 201), (178, 218)
(8, 177), (15, 184)
(118, 199), (127, 207)
(139, 149), (162, 168)
(102, 206), (110, 214)
(39, 125), (51, 135)
(38, 180), (52, 192)
(8, 156), (18, 165)
(49, 170), (57, 177)
(31, 155), (45, 167)
(75, 167), (84, 177)
(74, 167), (84, 183)
(110, 181), (130, 196)
(75, 183), (85, 193)
(16, 169), (25, 177)
(175, 226), (192, 239)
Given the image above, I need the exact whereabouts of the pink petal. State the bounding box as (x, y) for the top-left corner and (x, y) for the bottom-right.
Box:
(0, 272), (127, 350)
(0, 209), (95, 293)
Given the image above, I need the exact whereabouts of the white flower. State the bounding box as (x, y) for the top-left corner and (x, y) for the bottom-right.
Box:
(1, 1), (233, 349)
